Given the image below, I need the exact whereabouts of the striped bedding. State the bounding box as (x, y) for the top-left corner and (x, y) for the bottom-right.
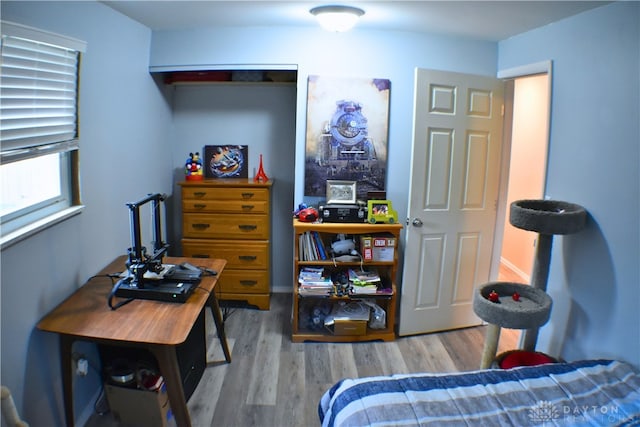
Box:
(319, 359), (640, 426)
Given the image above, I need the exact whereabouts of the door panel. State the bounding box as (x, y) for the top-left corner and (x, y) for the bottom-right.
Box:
(425, 129), (452, 209)
(415, 234), (444, 308)
(400, 68), (504, 336)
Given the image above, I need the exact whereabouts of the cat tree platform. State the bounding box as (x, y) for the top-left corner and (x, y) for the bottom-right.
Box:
(510, 199), (587, 350)
(509, 199), (587, 236)
(474, 282), (552, 369)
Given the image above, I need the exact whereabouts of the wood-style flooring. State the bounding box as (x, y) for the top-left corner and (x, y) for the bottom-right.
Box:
(85, 293), (519, 427)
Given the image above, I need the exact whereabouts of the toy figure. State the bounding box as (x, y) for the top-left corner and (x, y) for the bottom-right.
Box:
(185, 152), (203, 180)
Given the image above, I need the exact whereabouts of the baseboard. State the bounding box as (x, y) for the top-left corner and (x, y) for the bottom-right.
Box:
(499, 257), (530, 283)
(76, 387), (103, 427)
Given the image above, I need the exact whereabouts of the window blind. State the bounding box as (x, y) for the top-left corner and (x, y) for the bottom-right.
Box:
(0, 21), (86, 163)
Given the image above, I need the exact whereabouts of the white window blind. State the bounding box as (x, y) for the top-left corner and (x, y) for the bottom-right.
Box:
(0, 22), (86, 247)
(1, 21), (86, 163)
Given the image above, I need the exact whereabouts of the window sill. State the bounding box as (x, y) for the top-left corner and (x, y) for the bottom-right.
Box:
(1, 205), (85, 250)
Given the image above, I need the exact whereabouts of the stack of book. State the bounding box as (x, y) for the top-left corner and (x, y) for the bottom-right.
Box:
(298, 267), (332, 295)
(298, 231), (328, 261)
(348, 269), (381, 294)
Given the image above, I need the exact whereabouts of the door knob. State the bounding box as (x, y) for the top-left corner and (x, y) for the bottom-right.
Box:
(412, 218), (423, 227)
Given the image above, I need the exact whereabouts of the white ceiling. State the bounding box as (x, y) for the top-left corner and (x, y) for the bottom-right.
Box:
(102, 0), (609, 42)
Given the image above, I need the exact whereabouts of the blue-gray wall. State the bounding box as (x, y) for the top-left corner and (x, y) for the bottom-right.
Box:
(1, 1), (637, 425)
(167, 84), (297, 293)
(1, 1), (173, 425)
(498, 1), (640, 370)
(149, 26), (498, 230)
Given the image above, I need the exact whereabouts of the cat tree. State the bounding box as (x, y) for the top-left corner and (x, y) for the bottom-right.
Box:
(473, 199), (587, 368)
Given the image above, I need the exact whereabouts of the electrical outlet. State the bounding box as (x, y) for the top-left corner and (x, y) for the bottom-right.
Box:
(71, 352), (87, 374)
(76, 358), (89, 376)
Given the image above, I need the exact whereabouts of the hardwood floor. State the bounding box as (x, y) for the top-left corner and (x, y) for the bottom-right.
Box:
(85, 293), (519, 427)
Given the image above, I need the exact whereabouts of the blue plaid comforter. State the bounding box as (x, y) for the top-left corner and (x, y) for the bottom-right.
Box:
(319, 360), (640, 426)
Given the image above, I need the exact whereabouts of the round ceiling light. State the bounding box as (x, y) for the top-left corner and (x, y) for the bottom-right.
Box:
(310, 5), (365, 32)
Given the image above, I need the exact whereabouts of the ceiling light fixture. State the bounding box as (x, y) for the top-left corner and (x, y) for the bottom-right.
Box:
(310, 5), (365, 32)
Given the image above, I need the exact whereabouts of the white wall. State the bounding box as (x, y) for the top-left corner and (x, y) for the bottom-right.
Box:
(499, 1), (640, 368)
(1, 2), (173, 425)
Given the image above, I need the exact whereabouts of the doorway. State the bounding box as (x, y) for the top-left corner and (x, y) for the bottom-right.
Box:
(399, 68), (505, 336)
(399, 64), (551, 336)
(494, 68), (551, 285)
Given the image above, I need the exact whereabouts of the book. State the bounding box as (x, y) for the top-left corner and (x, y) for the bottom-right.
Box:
(299, 277), (332, 287)
(298, 267), (332, 287)
(306, 231), (318, 261)
(351, 284), (379, 294)
(348, 269), (381, 284)
(313, 231), (327, 260)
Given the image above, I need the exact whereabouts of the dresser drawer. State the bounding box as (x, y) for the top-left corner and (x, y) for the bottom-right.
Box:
(182, 187), (269, 202)
(217, 270), (269, 294)
(182, 199), (269, 214)
(183, 213), (269, 239)
(182, 239), (269, 269)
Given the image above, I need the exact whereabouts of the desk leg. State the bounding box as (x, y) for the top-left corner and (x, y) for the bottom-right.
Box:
(208, 294), (232, 363)
(59, 335), (75, 427)
(150, 346), (191, 427)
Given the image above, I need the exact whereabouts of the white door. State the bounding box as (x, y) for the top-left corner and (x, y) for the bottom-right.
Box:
(399, 68), (504, 336)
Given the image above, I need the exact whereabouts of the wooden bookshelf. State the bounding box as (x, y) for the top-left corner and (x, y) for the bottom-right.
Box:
(292, 219), (402, 342)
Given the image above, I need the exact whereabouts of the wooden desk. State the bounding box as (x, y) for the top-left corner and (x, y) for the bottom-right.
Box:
(37, 256), (231, 427)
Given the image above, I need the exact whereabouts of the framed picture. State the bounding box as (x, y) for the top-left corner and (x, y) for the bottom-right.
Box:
(326, 180), (357, 204)
(367, 199), (398, 224)
(304, 75), (390, 199)
(204, 145), (248, 178)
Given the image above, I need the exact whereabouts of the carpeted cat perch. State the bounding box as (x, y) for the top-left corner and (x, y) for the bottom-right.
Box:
(473, 199), (587, 368)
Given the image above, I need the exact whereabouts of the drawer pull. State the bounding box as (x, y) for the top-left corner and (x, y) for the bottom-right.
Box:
(194, 203), (207, 209)
(240, 280), (258, 286)
(238, 224), (257, 231)
(241, 205), (255, 210)
(239, 255), (257, 261)
(192, 223), (211, 229)
(194, 191), (206, 197)
(192, 254), (210, 258)
(241, 192), (255, 199)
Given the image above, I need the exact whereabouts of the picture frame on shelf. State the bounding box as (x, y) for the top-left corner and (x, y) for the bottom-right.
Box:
(204, 145), (248, 178)
(367, 200), (399, 224)
(326, 180), (357, 204)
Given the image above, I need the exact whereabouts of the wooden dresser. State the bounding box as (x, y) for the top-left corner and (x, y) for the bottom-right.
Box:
(179, 178), (273, 310)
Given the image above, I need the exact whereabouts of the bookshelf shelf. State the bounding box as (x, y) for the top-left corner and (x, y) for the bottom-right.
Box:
(297, 260), (394, 266)
(292, 219), (402, 343)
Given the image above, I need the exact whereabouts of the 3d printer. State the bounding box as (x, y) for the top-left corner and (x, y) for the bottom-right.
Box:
(109, 193), (201, 308)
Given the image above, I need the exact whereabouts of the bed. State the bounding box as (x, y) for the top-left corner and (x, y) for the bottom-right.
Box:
(319, 359), (640, 426)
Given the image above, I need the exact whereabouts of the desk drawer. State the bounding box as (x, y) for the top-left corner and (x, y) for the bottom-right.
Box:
(183, 213), (269, 239)
(182, 239), (269, 269)
(182, 187), (269, 202)
(182, 200), (268, 214)
(217, 270), (269, 294)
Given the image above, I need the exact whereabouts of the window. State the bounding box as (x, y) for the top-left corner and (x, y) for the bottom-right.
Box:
(0, 21), (86, 248)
